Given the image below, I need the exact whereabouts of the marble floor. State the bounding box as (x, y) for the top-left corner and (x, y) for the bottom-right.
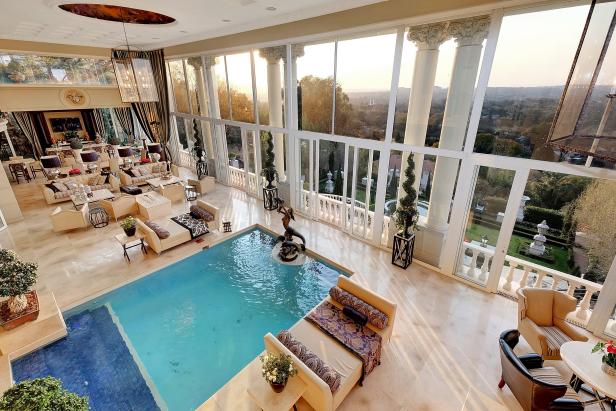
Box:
(0, 169), (601, 411)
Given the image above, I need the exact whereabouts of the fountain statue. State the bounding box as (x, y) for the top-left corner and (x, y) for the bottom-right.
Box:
(528, 220), (549, 256)
(275, 198), (306, 262)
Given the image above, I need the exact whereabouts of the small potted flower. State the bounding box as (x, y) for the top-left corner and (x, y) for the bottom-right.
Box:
(260, 352), (298, 393)
(592, 341), (616, 376)
(120, 216), (137, 237)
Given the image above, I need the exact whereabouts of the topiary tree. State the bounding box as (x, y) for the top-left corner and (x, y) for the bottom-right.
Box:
(0, 249), (38, 314)
(260, 131), (278, 189)
(394, 153), (418, 238)
(0, 377), (88, 411)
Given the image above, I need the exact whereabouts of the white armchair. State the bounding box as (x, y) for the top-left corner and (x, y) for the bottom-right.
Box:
(99, 196), (138, 221)
(160, 183), (185, 203)
(187, 176), (215, 196)
(50, 204), (89, 232)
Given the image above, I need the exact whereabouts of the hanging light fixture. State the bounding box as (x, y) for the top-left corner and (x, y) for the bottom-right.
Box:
(111, 12), (158, 103)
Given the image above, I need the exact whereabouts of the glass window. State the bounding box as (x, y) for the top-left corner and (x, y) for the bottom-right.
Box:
(225, 53), (255, 123)
(296, 42), (335, 133)
(214, 57), (231, 120)
(318, 140), (345, 196)
(474, 6), (590, 161)
(168, 60), (189, 114)
(226, 125), (243, 169)
(0, 54), (116, 85)
(334, 33), (397, 140)
(175, 116), (188, 150)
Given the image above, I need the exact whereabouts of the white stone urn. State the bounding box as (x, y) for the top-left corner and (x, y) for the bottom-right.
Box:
(112, 144), (121, 158)
(72, 148), (83, 163)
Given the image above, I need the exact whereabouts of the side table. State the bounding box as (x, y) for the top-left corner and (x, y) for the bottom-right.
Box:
(247, 375), (306, 411)
(115, 232), (147, 262)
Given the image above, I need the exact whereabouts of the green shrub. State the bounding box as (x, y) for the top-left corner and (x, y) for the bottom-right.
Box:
(0, 377), (88, 411)
(524, 205), (564, 230)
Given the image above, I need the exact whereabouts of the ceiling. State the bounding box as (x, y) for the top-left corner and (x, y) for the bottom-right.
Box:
(0, 0), (386, 51)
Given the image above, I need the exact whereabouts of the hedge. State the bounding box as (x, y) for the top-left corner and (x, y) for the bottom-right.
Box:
(524, 205), (563, 230)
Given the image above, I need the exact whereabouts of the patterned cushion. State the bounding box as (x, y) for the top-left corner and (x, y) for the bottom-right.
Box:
(529, 367), (580, 401)
(45, 183), (60, 193)
(54, 191), (71, 199)
(65, 181), (79, 191)
(144, 221), (170, 239)
(52, 182), (69, 192)
(276, 330), (342, 393)
(540, 326), (572, 357)
(190, 205), (214, 222)
(329, 286), (388, 330)
(131, 168), (142, 177)
(87, 176), (99, 186)
(151, 164), (162, 173)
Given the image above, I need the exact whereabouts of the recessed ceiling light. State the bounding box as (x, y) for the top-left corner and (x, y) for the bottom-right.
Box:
(180, 30), (188, 33)
(221, 19), (231, 23)
(152, 37), (160, 40)
(265, 6), (276, 11)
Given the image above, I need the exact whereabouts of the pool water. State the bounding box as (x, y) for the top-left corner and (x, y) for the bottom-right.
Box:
(12, 228), (344, 411)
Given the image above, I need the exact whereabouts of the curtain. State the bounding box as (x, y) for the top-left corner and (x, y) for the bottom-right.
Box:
(92, 109), (106, 137)
(11, 112), (43, 159)
(112, 49), (171, 162)
(112, 107), (134, 138)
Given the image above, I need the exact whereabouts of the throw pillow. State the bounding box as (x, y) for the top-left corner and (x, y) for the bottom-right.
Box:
(64, 181), (79, 191)
(88, 176), (99, 186)
(97, 175), (107, 185)
(189, 205), (214, 222)
(342, 305), (368, 327)
(124, 169), (135, 177)
(45, 183), (60, 193)
(329, 286), (389, 330)
(52, 182), (68, 192)
(144, 221), (170, 239)
(151, 164), (161, 173)
(276, 330), (342, 393)
(131, 168), (142, 177)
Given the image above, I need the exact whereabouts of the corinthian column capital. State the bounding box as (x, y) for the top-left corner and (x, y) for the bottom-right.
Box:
(407, 22), (450, 50)
(447, 16), (490, 46)
(259, 46), (286, 64)
(203, 55), (218, 69)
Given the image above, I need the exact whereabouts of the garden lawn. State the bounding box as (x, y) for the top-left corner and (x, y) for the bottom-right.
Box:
(465, 223), (573, 274)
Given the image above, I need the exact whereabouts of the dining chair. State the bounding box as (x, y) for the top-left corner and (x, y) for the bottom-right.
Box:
(9, 163), (31, 183)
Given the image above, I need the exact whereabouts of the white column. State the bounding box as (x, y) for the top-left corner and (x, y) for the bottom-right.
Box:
(203, 56), (227, 183)
(401, 23), (450, 195)
(188, 57), (214, 158)
(426, 16), (490, 231)
(259, 46), (286, 180)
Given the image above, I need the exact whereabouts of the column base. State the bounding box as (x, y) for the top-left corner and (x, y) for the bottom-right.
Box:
(414, 224), (447, 267)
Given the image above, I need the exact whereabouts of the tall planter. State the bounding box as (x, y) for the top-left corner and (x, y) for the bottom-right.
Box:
(392, 153), (419, 269)
(260, 131), (279, 210)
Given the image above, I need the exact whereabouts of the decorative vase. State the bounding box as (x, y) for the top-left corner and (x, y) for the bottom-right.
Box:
(123, 225), (136, 237)
(7, 294), (28, 314)
(269, 382), (286, 393)
(602, 363), (616, 377)
(72, 148), (83, 163)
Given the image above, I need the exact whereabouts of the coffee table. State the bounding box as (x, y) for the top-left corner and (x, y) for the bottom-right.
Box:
(146, 176), (183, 189)
(562, 341), (616, 410)
(71, 189), (115, 209)
(136, 192), (172, 220)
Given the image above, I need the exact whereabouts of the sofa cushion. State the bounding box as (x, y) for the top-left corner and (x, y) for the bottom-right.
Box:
(52, 182), (69, 192)
(87, 175), (99, 186)
(131, 168), (142, 177)
(144, 220), (170, 239)
(54, 191), (72, 199)
(45, 183), (60, 193)
(65, 180), (79, 191)
(329, 286), (388, 330)
(190, 205), (214, 222)
(97, 175), (107, 185)
(276, 330), (341, 393)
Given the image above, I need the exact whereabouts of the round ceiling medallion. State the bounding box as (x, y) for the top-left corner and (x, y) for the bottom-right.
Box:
(58, 4), (175, 24)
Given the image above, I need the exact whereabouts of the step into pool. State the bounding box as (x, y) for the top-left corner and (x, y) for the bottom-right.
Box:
(12, 227), (346, 411)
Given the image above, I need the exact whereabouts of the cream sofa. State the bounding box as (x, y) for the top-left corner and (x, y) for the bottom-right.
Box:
(42, 173), (120, 205)
(135, 200), (220, 254)
(119, 163), (179, 186)
(99, 196), (138, 222)
(187, 176), (216, 196)
(264, 276), (396, 411)
(50, 203), (89, 232)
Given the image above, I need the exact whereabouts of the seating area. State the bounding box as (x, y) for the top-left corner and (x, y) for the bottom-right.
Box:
(1, 0), (616, 410)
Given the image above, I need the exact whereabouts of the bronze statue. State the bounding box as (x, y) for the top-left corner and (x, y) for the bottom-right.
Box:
(275, 198), (306, 262)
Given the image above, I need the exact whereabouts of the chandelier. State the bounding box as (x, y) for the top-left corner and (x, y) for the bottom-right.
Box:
(111, 15), (158, 103)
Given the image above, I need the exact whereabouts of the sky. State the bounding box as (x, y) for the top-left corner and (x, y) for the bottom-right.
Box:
(219, 5), (591, 94)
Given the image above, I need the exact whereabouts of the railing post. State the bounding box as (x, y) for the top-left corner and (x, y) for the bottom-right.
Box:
(576, 289), (593, 322)
(479, 253), (491, 283)
(533, 271), (545, 288)
(466, 249), (479, 278)
(519, 267), (530, 290)
(503, 264), (515, 292)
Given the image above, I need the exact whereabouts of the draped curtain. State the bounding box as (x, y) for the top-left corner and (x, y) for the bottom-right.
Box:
(11, 112), (43, 159)
(112, 107), (134, 138)
(112, 49), (171, 161)
(92, 109), (106, 137)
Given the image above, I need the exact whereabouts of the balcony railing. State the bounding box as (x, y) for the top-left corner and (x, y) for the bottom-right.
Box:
(303, 192), (375, 239)
(228, 165), (258, 194)
(458, 241), (603, 328)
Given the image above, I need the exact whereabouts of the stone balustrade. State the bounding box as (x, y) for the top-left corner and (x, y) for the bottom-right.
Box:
(458, 241), (495, 283)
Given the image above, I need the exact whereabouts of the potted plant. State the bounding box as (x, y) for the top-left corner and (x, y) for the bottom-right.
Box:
(391, 153), (418, 269)
(0, 249), (38, 328)
(120, 216), (137, 237)
(260, 352), (298, 393)
(592, 340), (616, 376)
(260, 132), (279, 210)
(0, 377), (88, 410)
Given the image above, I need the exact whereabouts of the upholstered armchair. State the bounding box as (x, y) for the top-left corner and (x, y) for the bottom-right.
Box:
(498, 329), (583, 411)
(99, 196), (138, 222)
(517, 288), (588, 360)
(50, 204), (89, 232)
(195, 199), (220, 231)
(160, 183), (185, 202)
(187, 176), (215, 196)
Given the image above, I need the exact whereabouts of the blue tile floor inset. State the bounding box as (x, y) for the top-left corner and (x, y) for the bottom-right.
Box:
(12, 306), (160, 411)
